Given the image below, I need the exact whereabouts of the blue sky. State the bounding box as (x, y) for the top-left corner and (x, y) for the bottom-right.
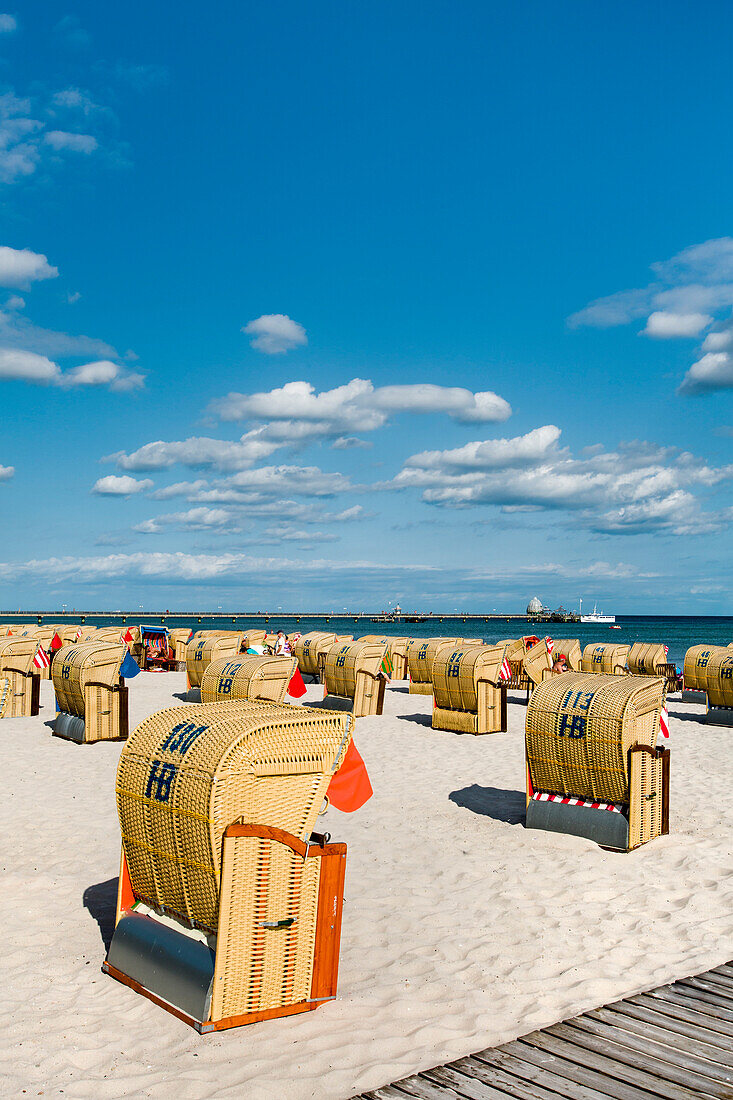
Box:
(1, 1), (732, 613)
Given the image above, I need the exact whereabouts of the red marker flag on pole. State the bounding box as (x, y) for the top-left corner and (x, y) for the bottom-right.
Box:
(326, 740), (373, 812)
(287, 667), (307, 698)
(51, 633), (63, 651)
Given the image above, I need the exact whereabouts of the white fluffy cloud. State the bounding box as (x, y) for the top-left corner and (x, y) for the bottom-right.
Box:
(394, 429), (732, 536)
(569, 237), (733, 396)
(243, 314), (307, 354)
(0, 245), (58, 287)
(44, 130), (98, 153)
(60, 359), (144, 391)
(210, 378), (511, 435)
(0, 348), (143, 390)
(92, 475), (154, 496)
(0, 347), (60, 382)
(110, 430), (280, 472)
(643, 311), (712, 338)
(0, 462), (13, 479)
(134, 507), (231, 533)
(0, 14), (17, 32)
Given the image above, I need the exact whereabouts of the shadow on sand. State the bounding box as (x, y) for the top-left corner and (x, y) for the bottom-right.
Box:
(450, 784), (526, 825)
(397, 712), (433, 727)
(83, 877), (119, 951)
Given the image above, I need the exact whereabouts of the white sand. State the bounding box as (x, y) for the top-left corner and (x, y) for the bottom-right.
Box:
(2, 673), (732, 1099)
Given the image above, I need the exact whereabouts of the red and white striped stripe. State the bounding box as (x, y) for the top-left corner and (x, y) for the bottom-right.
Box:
(33, 646), (50, 670)
(659, 705), (669, 739)
(499, 657), (511, 681)
(664, 644), (669, 656)
(531, 791), (624, 814)
(545, 637), (554, 654)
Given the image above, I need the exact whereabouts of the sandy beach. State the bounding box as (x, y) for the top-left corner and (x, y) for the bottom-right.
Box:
(2, 672), (732, 1099)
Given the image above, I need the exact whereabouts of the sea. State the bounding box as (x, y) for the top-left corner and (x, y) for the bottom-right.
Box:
(3, 613), (732, 669)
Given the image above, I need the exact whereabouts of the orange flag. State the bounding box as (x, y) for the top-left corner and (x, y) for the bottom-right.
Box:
(326, 740), (373, 812)
(287, 668), (307, 698)
(51, 633), (63, 650)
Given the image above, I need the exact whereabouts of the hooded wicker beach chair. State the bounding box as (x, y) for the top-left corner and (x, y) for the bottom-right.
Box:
(52, 642), (129, 743)
(701, 649), (733, 725)
(432, 644), (508, 734)
(186, 632), (246, 690)
(580, 642), (630, 675)
(201, 655), (297, 705)
(59, 625), (84, 645)
(406, 638), (463, 695)
(628, 642), (678, 693)
(387, 637), (410, 680)
(551, 639), (582, 671)
(93, 628), (126, 644)
(682, 645), (730, 702)
(523, 638), (554, 692)
(293, 632), (341, 682)
(104, 700), (353, 1031)
(323, 639), (389, 716)
(525, 673), (669, 851)
(169, 628), (193, 669)
(139, 626), (176, 671)
(0, 636), (41, 717)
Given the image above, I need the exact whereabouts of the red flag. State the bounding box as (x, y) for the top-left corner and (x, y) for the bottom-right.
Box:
(51, 633), (63, 650)
(123, 628), (134, 643)
(33, 646), (50, 670)
(287, 667), (307, 698)
(326, 740), (373, 812)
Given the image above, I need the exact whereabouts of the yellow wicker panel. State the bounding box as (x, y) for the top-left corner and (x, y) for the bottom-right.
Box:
(294, 633), (339, 678)
(627, 643), (668, 676)
(323, 640), (387, 714)
(116, 701), (353, 931)
(580, 643), (630, 675)
(628, 751), (664, 849)
(201, 655), (297, 705)
(407, 638), (462, 693)
(705, 649), (733, 708)
(683, 644), (729, 692)
(210, 833), (320, 1019)
(387, 637), (409, 680)
(0, 677), (10, 718)
(552, 640), (582, 671)
(523, 640), (553, 687)
(52, 643), (127, 717)
(526, 673), (665, 804)
(186, 633), (246, 688)
(432, 644), (506, 734)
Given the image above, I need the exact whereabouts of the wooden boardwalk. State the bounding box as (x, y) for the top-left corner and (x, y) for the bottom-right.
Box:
(355, 960), (733, 1099)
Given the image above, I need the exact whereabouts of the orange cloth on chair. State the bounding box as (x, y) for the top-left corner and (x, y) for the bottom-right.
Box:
(327, 740), (373, 812)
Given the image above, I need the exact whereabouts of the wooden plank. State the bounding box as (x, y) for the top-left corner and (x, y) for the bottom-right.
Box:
(672, 978), (733, 1009)
(710, 963), (733, 978)
(384, 1075), (463, 1099)
(358, 1088), (426, 1100)
(423, 1062), (543, 1100)
(449, 1053), (590, 1100)
(516, 1029), (706, 1100)
(649, 985), (733, 1023)
(629, 992), (733, 1038)
(562, 1017), (731, 1095)
(588, 1005), (732, 1064)
(609, 996), (733, 1048)
(678, 975), (733, 1002)
(695, 970), (733, 994)
(470, 1044), (656, 1100)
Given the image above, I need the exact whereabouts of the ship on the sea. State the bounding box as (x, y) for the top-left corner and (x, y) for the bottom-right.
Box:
(579, 599), (616, 624)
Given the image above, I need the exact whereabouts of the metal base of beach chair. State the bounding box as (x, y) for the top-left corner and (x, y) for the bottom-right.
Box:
(703, 705), (733, 726)
(681, 688), (707, 703)
(104, 824), (347, 1032)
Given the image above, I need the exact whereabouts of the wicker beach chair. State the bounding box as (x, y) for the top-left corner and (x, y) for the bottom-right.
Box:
(406, 638), (463, 695)
(551, 639), (582, 671)
(628, 642), (678, 693)
(59, 625), (84, 645)
(387, 637), (410, 680)
(525, 673), (669, 851)
(0, 677), (10, 717)
(168, 628), (193, 669)
(0, 636), (41, 717)
(52, 642), (129, 743)
(201, 655), (297, 705)
(186, 632), (246, 690)
(28, 626), (64, 679)
(580, 642), (630, 675)
(323, 639), (389, 716)
(682, 645), (730, 702)
(104, 700), (353, 1031)
(293, 632), (341, 682)
(432, 644), (508, 734)
(700, 649), (733, 725)
(523, 638), (554, 692)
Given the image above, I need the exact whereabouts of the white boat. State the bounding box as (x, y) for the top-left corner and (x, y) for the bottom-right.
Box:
(579, 599), (615, 624)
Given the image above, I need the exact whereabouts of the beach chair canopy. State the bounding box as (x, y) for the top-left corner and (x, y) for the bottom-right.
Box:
(551, 639), (582, 671)
(580, 643), (630, 675)
(186, 632), (246, 688)
(703, 649), (733, 708)
(293, 632), (340, 678)
(200, 654), (297, 705)
(627, 643), (668, 676)
(406, 637), (463, 691)
(52, 642), (128, 719)
(683, 645), (730, 693)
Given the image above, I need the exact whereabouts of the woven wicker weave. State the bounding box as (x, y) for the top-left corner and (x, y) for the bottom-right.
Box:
(323, 640), (388, 716)
(294, 633), (340, 679)
(552, 640), (582, 671)
(387, 637), (410, 680)
(683, 645), (730, 692)
(116, 701), (353, 932)
(187, 633), (246, 688)
(627, 643), (667, 676)
(201, 655), (297, 705)
(52, 642), (129, 742)
(703, 649), (733, 709)
(407, 638), (462, 694)
(169, 628), (193, 663)
(0, 636), (41, 717)
(526, 672), (665, 805)
(523, 639), (553, 688)
(580, 643), (630, 675)
(432, 644), (507, 734)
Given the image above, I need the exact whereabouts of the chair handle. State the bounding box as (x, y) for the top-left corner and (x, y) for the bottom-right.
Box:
(259, 918), (296, 929)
